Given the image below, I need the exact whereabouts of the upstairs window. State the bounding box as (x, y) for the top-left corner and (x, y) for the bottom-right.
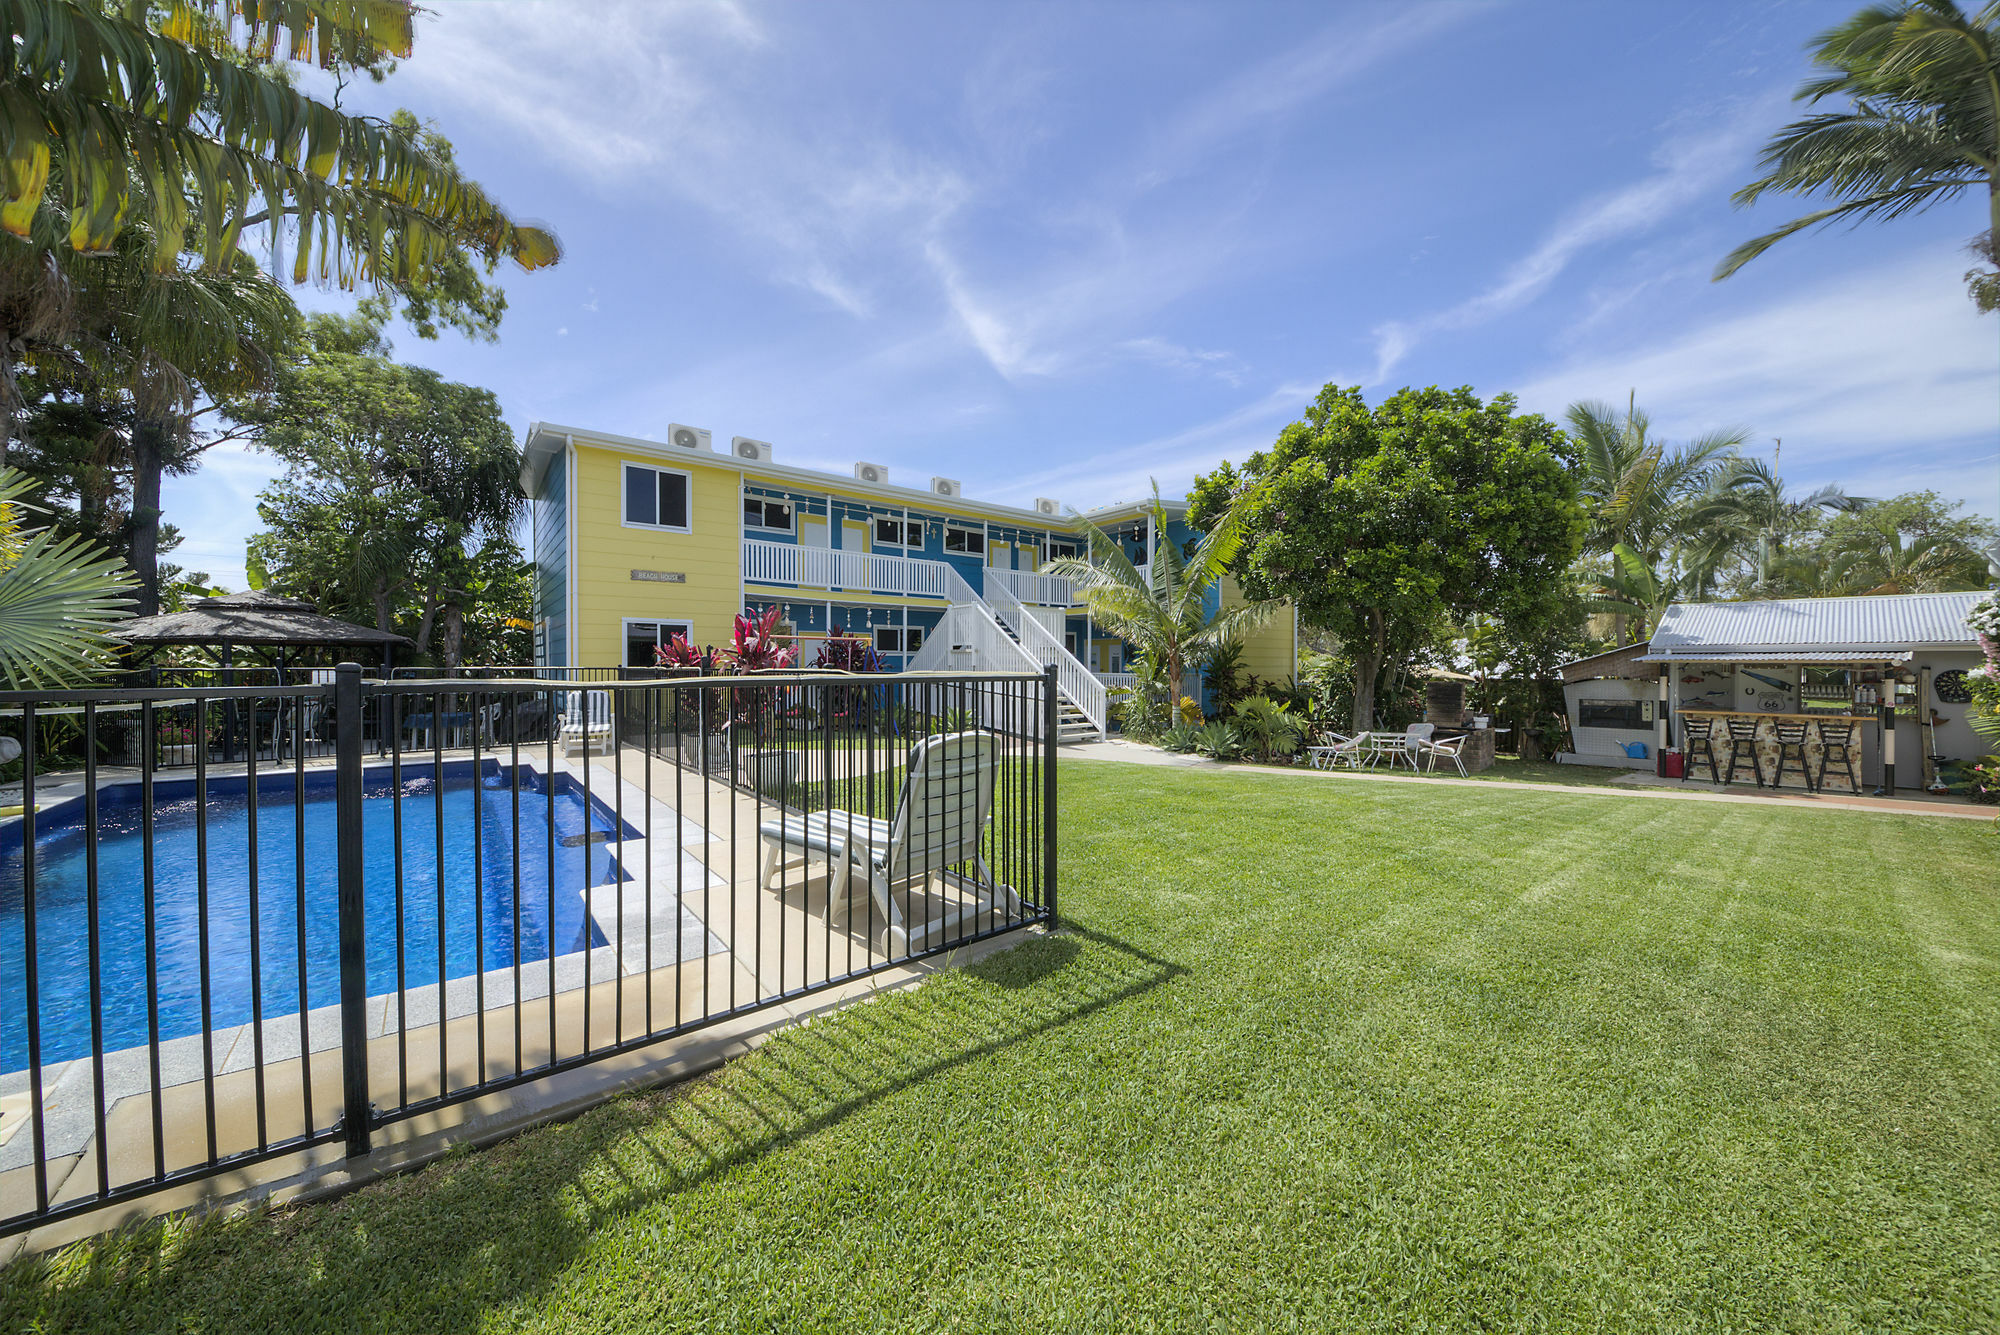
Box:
(1047, 539), (1081, 561)
(874, 516), (919, 548)
(944, 525), (985, 555)
(624, 463), (691, 531)
(743, 496), (794, 533)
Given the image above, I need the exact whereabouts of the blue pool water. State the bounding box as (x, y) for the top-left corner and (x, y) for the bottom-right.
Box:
(0, 762), (636, 1069)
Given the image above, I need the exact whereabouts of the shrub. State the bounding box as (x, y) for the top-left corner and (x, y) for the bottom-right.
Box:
(1233, 694), (1306, 761)
(1161, 721), (1202, 753)
(1193, 719), (1246, 760)
(1177, 695), (1203, 726)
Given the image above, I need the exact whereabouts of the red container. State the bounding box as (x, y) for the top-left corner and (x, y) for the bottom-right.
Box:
(1661, 750), (1685, 779)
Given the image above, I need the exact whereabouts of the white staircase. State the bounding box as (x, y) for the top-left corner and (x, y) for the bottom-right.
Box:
(913, 567), (1107, 743)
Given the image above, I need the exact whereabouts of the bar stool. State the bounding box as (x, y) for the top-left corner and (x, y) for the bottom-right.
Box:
(1772, 719), (1814, 791)
(1816, 719), (1861, 794)
(1680, 716), (1721, 783)
(1723, 716), (1766, 787)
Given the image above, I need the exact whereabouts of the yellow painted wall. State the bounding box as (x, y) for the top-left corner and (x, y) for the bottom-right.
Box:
(1221, 575), (1298, 684)
(570, 444), (742, 664)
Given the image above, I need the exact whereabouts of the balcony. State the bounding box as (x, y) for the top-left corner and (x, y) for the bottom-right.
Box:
(986, 566), (1077, 607)
(743, 539), (950, 598)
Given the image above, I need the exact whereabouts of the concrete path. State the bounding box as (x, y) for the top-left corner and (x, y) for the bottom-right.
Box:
(1062, 738), (1995, 822)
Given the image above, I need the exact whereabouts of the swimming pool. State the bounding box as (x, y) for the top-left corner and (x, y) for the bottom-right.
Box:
(1, 761), (638, 1069)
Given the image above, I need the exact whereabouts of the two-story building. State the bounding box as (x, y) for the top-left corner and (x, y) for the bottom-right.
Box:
(521, 421), (1297, 739)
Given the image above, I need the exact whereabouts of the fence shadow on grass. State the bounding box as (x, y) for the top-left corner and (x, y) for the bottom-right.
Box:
(0, 923), (1178, 1334)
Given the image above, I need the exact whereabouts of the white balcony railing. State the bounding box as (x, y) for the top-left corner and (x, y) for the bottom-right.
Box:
(743, 539), (950, 598)
(986, 566), (1076, 607)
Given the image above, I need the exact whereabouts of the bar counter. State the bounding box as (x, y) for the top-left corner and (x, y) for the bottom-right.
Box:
(1675, 709), (1875, 790)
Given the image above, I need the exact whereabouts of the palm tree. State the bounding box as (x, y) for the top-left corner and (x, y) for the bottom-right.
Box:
(1706, 457), (1870, 594)
(1564, 394), (1748, 642)
(1585, 543), (1689, 643)
(1716, 1), (2000, 309)
(0, 465), (132, 687)
(1, 1), (559, 282)
(1043, 483), (1281, 721)
(1830, 512), (1993, 590)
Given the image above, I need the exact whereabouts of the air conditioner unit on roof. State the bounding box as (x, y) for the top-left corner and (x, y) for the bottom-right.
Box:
(668, 423), (712, 452)
(854, 462), (889, 485)
(1034, 497), (1060, 516)
(931, 476), (962, 498)
(732, 436), (773, 463)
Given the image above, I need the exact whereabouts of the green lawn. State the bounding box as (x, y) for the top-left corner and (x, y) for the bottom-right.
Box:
(5, 766), (1997, 1332)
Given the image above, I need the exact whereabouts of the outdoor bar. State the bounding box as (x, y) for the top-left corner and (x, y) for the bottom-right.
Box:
(1560, 591), (1987, 797)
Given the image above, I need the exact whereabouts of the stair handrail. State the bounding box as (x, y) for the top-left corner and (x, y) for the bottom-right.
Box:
(983, 572), (1107, 737)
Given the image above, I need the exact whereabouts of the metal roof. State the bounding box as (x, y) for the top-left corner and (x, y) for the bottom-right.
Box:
(1641, 591), (1983, 661)
(1638, 648), (1913, 664)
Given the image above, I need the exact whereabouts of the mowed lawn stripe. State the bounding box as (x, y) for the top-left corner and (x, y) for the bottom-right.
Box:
(1, 765), (1993, 1333)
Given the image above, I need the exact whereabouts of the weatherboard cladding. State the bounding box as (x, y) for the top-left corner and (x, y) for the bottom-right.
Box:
(1644, 591), (1982, 660)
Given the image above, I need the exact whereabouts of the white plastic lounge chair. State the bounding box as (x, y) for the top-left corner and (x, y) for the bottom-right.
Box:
(755, 731), (1011, 953)
(559, 689), (615, 756)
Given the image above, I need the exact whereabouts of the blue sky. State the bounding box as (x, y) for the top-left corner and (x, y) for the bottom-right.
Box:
(169, 0), (2000, 589)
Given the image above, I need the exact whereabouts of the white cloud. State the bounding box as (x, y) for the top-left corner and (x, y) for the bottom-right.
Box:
(1133, 4), (1489, 194)
(1371, 96), (1782, 381)
(991, 379), (1326, 509)
(1513, 247), (2000, 520)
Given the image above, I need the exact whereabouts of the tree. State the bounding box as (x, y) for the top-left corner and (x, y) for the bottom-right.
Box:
(1, 1), (562, 608)
(1563, 394), (1752, 642)
(0, 2), (558, 283)
(1192, 385), (1584, 731)
(1817, 491), (1996, 590)
(1716, 0), (2000, 309)
(239, 313), (523, 669)
(1042, 482), (1281, 731)
(0, 464), (132, 686)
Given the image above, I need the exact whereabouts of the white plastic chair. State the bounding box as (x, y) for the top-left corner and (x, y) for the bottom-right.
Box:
(755, 732), (1010, 953)
(559, 690), (615, 756)
(1402, 722), (1436, 768)
(1306, 732), (1366, 770)
(1417, 732), (1468, 777)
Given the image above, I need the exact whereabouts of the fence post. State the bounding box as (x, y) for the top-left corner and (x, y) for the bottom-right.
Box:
(1042, 663), (1059, 932)
(334, 661), (373, 1158)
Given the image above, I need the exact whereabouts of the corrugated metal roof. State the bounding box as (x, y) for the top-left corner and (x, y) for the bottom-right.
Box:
(1637, 648), (1912, 664)
(1646, 591), (1983, 659)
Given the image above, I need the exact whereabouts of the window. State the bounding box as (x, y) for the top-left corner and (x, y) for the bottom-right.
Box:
(1048, 540), (1081, 561)
(905, 626), (923, 653)
(624, 463), (690, 531)
(874, 627), (920, 653)
(743, 496), (794, 533)
(1578, 698), (1648, 730)
(625, 619), (693, 668)
(944, 525), (985, 555)
(874, 516), (918, 548)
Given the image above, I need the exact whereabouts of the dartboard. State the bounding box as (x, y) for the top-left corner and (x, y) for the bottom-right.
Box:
(1934, 669), (1974, 704)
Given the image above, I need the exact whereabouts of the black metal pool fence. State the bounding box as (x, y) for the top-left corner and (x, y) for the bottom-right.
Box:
(0, 665), (1057, 1240)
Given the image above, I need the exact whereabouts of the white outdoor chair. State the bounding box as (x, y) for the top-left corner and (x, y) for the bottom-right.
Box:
(1401, 722), (1436, 768)
(559, 690), (615, 756)
(1306, 732), (1366, 770)
(1417, 732), (1468, 777)
(755, 732), (1011, 953)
